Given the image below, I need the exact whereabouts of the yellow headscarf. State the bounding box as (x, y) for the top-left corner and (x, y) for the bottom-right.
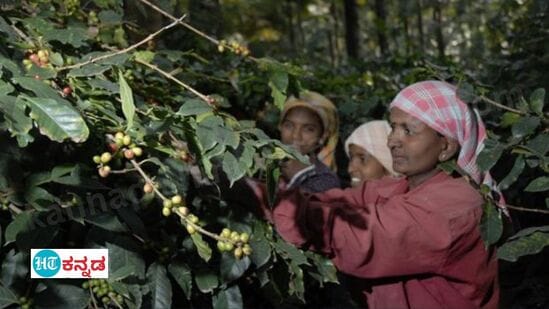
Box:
(280, 91), (339, 171)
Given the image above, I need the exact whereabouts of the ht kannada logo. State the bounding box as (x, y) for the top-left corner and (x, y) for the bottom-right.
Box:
(32, 249), (61, 278)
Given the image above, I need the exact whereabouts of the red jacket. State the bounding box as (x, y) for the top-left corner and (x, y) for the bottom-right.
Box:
(272, 171), (499, 309)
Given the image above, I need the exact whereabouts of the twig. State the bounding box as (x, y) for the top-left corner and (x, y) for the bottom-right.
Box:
(137, 0), (256, 61)
(57, 14), (187, 72)
(479, 95), (526, 115)
(88, 284), (99, 309)
(8, 203), (23, 215)
(505, 204), (549, 215)
(135, 58), (213, 105)
(109, 294), (124, 309)
(10, 23), (34, 45)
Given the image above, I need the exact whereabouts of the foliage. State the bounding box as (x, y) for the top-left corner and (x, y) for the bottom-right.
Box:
(0, 0), (547, 309)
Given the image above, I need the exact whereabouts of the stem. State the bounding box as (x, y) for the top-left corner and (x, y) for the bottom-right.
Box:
(505, 204), (549, 214)
(137, 0), (257, 61)
(8, 203), (23, 215)
(135, 58), (213, 105)
(479, 95), (526, 115)
(57, 15), (187, 72)
(109, 295), (124, 309)
(88, 284), (99, 309)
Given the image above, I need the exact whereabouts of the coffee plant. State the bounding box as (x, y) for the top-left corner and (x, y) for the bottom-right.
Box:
(0, 1), (547, 308)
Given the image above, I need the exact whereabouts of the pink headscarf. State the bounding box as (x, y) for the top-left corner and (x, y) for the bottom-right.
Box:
(389, 80), (507, 212)
(344, 120), (398, 177)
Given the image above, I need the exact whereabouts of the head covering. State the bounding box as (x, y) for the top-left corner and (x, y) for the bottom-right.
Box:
(344, 120), (398, 177)
(389, 80), (507, 213)
(280, 91), (339, 170)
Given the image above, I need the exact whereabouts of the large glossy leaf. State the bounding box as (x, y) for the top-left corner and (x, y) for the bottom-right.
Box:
(524, 176), (549, 192)
(498, 156), (525, 191)
(168, 261), (192, 300)
(33, 282), (89, 309)
(288, 262), (305, 301)
(191, 233), (212, 262)
(0, 95), (33, 147)
(0, 285), (18, 309)
(21, 96), (89, 143)
(41, 26), (89, 48)
(511, 116), (540, 139)
(119, 72), (135, 131)
(177, 99), (212, 116)
(525, 133), (549, 156)
(1, 249), (28, 287)
(215, 126), (240, 150)
(222, 152), (246, 187)
(68, 64), (110, 77)
(85, 213), (128, 233)
(220, 254), (251, 283)
(0, 55), (22, 76)
(273, 238), (309, 266)
(13, 77), (64, 101)
(146, 263), (172, 309)
(107, 242), (145, 280)
(477, 139), (504, 171)
(268, 70), (288, 110)
(194, 269), (219, 293)
(480, 202), (503, 246)
(497, 229), (549, 262)
(212, 285), (243, 309)
(529, 88), (545, 115)
(5, 211), (34, 245)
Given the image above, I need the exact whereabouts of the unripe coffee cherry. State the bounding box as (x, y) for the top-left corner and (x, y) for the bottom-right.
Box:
(100, 152), (112, 164)
(132, 147), (143, 157)
(162, 207), (171, 217)
(93, 155), (101, 164)
(143, 183), (154, 193)
(171, 195), (182, 205)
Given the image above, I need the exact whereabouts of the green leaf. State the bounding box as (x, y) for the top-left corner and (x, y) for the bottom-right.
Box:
(497, 229), (549, 262)
(13, 77), (65, 101)
(268, 70), (288, 110)
(222, 152), (246, 187)
(525, 133), (549, 156)
(177, 99), (213, 117)
(21, 96), (89, 143)
(33, 282), (90, 309)
(480, 202), (503, 246)
(498, 156), (525, 191)
(524, 176), (549, 192)
(273, 238), (309, 266)
(529, 88), (545, 115)
(212, 285), (243, 309)
(194, 269), (219, 293)
(500, 112), (522, 128)
(215, 126), (240, 150)
(307, 253), (338, 285)
(1, 250), (28, 287)
(85, 213), (128, 233)
(266, 161), (280, 207)
(42, 26), (89, 48)
(191, 233), (212, 262)
(477, 140), (504, 171)
(168, 262), (193, 300)
(134, 50), (155, 63)
(219, 254), (251, 283)
(0, 285), (18, 309)
(249, 236), (272, 269)
(146, 263), (172, 309)
(0, 95), (33, 147)
(511, 116), (540, 139)
(119, 72), (135, 131)
(288, 262), (305, 301)
(0, 55), (22, 76)
(5, 212), (34, 245)
(0, 81), (14, 96)
(68, 64), (110, 77)
(107, 242), (145, 280)
(457, 82), (477, 103)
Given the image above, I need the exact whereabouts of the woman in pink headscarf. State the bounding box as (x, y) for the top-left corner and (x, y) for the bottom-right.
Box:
(269, 81), (501, 309)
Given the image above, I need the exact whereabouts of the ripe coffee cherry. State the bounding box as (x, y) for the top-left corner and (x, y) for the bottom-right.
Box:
(98, 166), (111, 178)
(29, 53), (39, 64)
(63, 86), (72, 96)
(143, 183), (154, 193)
(123, 149), (135, 159)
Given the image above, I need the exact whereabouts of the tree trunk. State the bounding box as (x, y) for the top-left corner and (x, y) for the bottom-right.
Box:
(374, 0), (388, 56)
(433, 0), (445, 60)
(296, 0), (305, 50)
(416, 0), (424, 53)
(286, 0), (296, 53)
(343, 0), (359, 60)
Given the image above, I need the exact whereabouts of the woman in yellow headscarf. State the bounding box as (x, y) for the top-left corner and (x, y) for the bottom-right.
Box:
(278, 91), (341, 192)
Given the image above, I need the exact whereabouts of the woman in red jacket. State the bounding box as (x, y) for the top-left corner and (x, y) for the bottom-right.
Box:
(272, 80), (503, 309)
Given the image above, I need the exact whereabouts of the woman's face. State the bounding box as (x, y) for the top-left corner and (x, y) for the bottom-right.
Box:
(388, 108), (447, 187)
(279, 107), (324, 155)
(347, 144), (387, 186)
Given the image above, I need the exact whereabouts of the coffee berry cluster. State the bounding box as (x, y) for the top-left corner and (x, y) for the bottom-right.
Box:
(82, 279), (124, 306)
(92, 132), (143, 178)
(217, 228), (253, 259)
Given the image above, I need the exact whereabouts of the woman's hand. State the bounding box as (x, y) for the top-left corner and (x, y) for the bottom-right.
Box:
(280, 155), (313, 181)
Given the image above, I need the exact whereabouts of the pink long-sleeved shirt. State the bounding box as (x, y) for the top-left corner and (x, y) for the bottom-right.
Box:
(272, 171), (499, 309)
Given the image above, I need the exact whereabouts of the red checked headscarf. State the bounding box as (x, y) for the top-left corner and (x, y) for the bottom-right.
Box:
(389, 80), (507, 213)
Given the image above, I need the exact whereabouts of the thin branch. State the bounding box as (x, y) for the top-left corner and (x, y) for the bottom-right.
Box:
(10, 23), (34, 45)
(135, 58), (213, 105)
(88, 284), (99, 309)
(9, 203), (23, 215)
(479, 95), (526, 115)
(57, 14), (187, 72)
(138, 0), (256, 61)
(505, 204), (549, 215)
